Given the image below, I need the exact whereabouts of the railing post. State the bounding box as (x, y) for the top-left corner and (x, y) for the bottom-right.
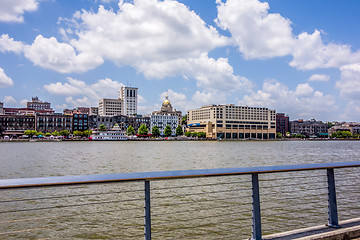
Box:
(251, 173), (262, 240)
(144, 180), (151, 240)
(327, 168), (340, 228)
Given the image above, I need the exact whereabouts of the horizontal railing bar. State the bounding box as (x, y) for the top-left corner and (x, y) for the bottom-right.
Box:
(152, 203), (248, 217)
(152, 180), (250, 191)
(1, 161), (359, 189)
(152, 187), (251, 200)
(0, 227), (47, 235)
(0, 198), (143, 214)
(260, 186), (327, 196)
(260, 181), (327, 189)
(260, 174), (327, 182)
(0, 190), (143, 204)
(152, 196), (252, 208)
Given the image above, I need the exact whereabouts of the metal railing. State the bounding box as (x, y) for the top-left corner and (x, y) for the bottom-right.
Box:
(0, 161), (359, 239)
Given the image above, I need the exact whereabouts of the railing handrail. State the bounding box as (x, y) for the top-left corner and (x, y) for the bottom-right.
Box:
(1, 161), (359, 189)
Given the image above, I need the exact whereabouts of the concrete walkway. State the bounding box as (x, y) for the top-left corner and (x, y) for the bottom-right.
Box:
(262, 218), (360, 240)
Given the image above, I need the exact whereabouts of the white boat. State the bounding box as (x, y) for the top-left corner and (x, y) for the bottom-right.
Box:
(89, 124), (128, 141)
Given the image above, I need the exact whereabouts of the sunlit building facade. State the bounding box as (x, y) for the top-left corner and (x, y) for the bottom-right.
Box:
(187, 104), (276, 139)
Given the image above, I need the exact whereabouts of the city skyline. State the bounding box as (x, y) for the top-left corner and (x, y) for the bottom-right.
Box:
(1, 0), (360, 121)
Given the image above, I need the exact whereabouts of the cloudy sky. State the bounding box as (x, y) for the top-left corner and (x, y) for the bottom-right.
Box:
(0, 0), (360, 121)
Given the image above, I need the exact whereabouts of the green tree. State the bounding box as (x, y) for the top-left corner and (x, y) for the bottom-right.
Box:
(176, 125), (183, 136)
(164, 125), (172, 137)
(181, 115), (187, 125)
(45, 132), (52, 137)
(83, 130), (92, 137)
(151, 125), (160, 137)
(126, 126), (136, 136)
(52, 130), (60, 136)
(276, 132), (283, 138)
(197, 132), (206, 138)
(60, 130), (70, 137)
(24, 130), (37, 138)
(185, 131), (191, 137)
(138, 124), (149, 135)
(73, 130), (83, 137)
(37, 132), (44, 137)
(99, 124), (106, 131)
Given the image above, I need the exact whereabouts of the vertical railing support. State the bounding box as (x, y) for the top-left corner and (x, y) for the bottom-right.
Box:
(327, 168), (340, 228)
(144, 180), (151, 240)
(251, 173), (262, 240)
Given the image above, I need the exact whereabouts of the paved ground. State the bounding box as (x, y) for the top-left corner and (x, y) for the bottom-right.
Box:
(262, 218), (360, 240)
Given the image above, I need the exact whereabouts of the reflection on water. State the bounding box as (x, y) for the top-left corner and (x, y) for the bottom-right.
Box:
(0, 141), (359, 239)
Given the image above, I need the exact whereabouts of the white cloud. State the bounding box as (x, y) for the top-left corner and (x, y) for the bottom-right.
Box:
(290, 30), (360, 70)
(308, 74), (330, 82)
(3, 96), (17, 106)
(24, 35), (103, 73)
(0, 67), (14, 88)
(340, 100), (360, 121)
(336, 63), (360, 100)
(43, 77), (124, 108)
(192, 90), (226, 107)
(138, 53), (252, 93)
(20, 99), (28, 107)
(0, 34), (24, 54)
(239, 79), (336, 119)
(215, 0), (294, 59)
(0, 0), (38, 23)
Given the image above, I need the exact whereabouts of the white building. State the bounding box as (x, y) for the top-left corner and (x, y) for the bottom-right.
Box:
(150, 94), (182, 136)
(98, 98), (122, 116)
(119, 86), (138, 116)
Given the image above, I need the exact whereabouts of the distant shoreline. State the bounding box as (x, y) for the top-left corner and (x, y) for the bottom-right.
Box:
(0, 138), (359, 143)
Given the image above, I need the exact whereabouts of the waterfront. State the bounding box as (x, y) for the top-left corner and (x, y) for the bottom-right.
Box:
(0, 141), (359, 239)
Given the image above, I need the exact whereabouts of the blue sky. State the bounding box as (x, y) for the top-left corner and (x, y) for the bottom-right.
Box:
(1, 0), (360, 121)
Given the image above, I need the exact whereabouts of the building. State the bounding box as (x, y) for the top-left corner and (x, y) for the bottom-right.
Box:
(0, 102), (3, 115)
(72, 113), (89, 132)
(149, 94), (182, 136)
(89, 107), (98, 116)
(27, 97), (52, 111)
(3, 108), (55, 115)
(290, 119), (329, 137)
(276, 113), (290, 136)
(88, 115), (150, 133)
(328, 122), (360, 136)
(119, 86), (138, 116)
(0, 115), (36, 136)
(35, 113), (73, 133)
(187, 104), (276, 139)
(63, 107), (90, 115)
(98, 98), (122, 116)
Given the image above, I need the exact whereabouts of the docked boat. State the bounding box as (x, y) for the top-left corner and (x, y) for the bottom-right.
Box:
(89, 124), (128, 141)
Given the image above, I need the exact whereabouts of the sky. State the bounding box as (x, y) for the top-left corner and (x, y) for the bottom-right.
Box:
(0, 0), (360, 121)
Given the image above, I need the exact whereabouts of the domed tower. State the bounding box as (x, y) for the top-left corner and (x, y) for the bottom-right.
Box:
(161, 93), (173, 113)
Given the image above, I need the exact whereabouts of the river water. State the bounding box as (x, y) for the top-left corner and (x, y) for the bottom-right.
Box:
(0, 140), (359, 239)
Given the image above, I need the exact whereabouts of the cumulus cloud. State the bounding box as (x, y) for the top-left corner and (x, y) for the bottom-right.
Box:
(0, 67), (14, 88)
(239, 79), (336, 119)
(24, 35), (103, 73)
(43, 77), (124, 108)
(3, 96), (17, 106)
(290, 30), (360, 70)
(336, 63), (360, 100)
(308, 74), (330, 82)
(215, 0), (294, 59)
(340, 100), (360, 121)
(0, 0), (38, 23)
(0, 34), (24, 54)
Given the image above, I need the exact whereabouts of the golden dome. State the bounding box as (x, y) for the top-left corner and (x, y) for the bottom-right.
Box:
(163, 93), (171, 105)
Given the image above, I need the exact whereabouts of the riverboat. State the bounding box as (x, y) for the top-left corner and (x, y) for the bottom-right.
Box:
(89, 124), (128, 141)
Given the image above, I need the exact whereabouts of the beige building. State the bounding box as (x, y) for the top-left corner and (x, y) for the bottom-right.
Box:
(98, 98), (122, 116)
(187, 104), (276, 139)
(119, 86), (138, 116)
